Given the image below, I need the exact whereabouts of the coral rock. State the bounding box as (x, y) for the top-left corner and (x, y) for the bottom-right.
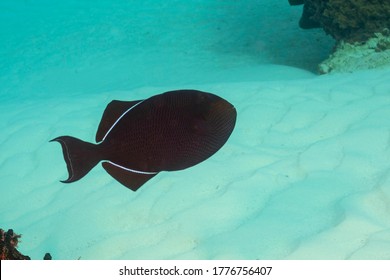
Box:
(0, 228), (30, 260)
(290, 0), (390, 43)
(318, 30), (390, 73)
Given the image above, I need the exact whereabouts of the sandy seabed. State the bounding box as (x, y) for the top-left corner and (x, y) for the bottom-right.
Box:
(1, 67), (390, 260)
(1, 0), (390, 260)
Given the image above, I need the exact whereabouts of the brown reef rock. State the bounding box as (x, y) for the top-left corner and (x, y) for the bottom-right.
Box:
(0, 229), (30, 260)
(290, 0), (390, 42)
(1, 228), (53, 260)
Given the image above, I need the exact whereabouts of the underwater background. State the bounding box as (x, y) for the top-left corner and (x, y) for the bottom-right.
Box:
(1, 0), (390, 259)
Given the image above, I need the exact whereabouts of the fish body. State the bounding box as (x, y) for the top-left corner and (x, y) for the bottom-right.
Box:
(52, 90), (236, 191)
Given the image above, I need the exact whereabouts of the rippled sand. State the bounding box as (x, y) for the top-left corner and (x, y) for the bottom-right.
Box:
(1, 0), (389, 260)
(1, 67), (389, 259)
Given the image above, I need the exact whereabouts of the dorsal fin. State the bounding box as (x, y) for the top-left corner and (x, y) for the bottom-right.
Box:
(96, 99), (143, 143)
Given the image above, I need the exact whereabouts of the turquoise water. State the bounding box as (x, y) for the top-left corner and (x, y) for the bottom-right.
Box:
(0, 0), (332, 100)
(2, 1), (390, 260)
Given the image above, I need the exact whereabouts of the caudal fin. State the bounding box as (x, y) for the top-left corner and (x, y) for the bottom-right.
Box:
(50, 136), (100, 183)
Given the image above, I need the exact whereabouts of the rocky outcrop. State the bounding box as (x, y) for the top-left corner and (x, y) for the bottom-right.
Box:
(291, 0), (390, 42)
(289, 0), (322, 29)
(318, 29), (390, 73)
(1, 228), (52, 260)
(1, 229), (30, 260)
(289, 1), (390, 73)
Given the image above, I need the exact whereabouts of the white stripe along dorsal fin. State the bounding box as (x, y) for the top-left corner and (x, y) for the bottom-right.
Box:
(96, 99), (145, 143)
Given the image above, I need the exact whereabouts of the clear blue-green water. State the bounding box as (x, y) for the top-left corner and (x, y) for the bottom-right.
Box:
(2, 1), (390, 260)
(0, 0), (332, 100)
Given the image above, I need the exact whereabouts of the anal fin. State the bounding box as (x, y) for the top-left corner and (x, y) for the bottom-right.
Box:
(102, 162), (157, 191)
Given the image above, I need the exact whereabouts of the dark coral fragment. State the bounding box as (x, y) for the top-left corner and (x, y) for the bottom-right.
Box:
(0, 228), (31, 260)
(43, 253), (52, 260)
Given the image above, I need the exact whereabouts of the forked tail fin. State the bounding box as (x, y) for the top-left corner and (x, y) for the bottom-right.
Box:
(50, 136), (101, 183)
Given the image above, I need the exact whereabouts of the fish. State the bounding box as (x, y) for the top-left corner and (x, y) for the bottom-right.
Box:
(51, 89), (237, 191)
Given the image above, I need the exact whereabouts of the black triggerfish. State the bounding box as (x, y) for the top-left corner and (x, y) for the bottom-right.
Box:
(51, 90), (237, 191)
